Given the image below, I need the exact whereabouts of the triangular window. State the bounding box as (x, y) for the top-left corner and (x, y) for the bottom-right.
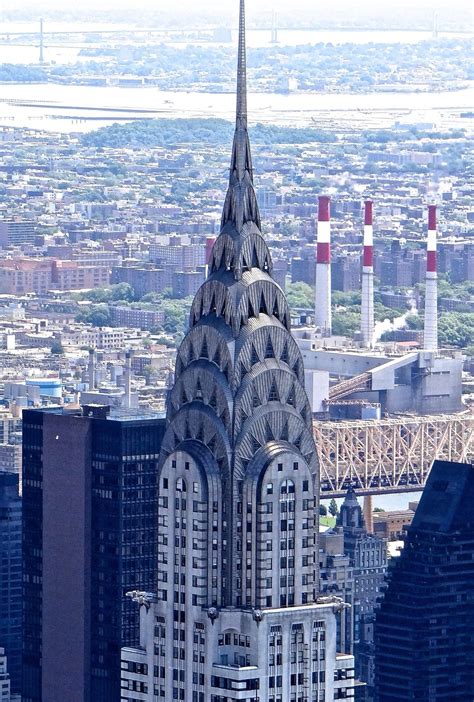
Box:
(265, 335), (274, 359)
(272, 296), (280, 317)
(281, 341), (289, 365)
(251, 346), (259, 366)
(268, 379), (279, 403)
(287, 385), (296, 407)
(180, 386), (187, 406)
(265, 422), (274, 442)
(248, 298), (255, 318)
(252, 246), (259, 268)
(195, 378), (203, 400)
(201, 337), (209, 359)
(209, 390), (218, 411)
(252, 388), (260, 409)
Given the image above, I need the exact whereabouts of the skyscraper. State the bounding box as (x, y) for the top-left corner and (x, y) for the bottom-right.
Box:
(337, 489), (387, 700)
(375, 459), (474, 701)
(0, 647), (12, 702)
(0, 473), (21, 694)
(22, 406), (165, 702)
(121, 3), (354, 700)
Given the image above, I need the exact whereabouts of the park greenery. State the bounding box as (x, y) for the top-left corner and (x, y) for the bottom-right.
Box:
(70, 266), (472, 351)
(80, 117), (467, 154)
(74, 284), (193, 342)
(81, 118), (334, 149)
(1, 36), (470, 95)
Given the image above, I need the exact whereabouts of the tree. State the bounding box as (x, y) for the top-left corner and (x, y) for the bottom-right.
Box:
(319, 504), (328, 516)
(76, 304), (112, 327)
(328, 498), (338, 517)
(51, 341), (64, 355)
(286, 282), (314, 309)
(332, 311), (360, 337)
(110, 283), (135, 302)
(438, 312), (474, 349)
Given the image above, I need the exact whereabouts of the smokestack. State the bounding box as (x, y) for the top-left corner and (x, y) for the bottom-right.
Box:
(124, 350), (132, 409)
(361, 200), (375, 348)
(423, 205), (438, 352)
(88, 349), (95, 391)
(315, 195), (331, 336)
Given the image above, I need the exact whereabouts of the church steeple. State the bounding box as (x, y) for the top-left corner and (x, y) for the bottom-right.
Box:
(221, 0), (261, 232)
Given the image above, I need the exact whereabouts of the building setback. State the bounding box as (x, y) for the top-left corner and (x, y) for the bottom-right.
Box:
(375, 459), (474, 701)
(22, 406), (165, 702)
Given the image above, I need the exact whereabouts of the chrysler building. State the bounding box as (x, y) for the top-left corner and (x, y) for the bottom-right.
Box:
(121, 2), (354, 699)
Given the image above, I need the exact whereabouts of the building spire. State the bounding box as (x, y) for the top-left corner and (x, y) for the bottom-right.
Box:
(236, 0), (247, 132)
(221, 0), (261, 231)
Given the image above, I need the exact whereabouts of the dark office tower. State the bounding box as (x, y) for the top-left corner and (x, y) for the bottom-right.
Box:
(375, 459), (474, 702)
(22, 405), (165, 702)
(121, 2), (355, 700)
(0, 472), (22, 694)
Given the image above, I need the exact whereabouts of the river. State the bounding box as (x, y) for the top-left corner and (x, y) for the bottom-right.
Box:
(0, 81), (472, 133)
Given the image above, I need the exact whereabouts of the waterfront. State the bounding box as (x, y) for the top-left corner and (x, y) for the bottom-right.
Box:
(0, 81), (473, 133)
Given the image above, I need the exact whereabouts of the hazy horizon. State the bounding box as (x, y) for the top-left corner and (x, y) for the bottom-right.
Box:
(0, 0), (472, 30)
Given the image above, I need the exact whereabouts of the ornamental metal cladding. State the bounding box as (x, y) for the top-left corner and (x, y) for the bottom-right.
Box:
(158, 0), (319, 612)
(120, 3), (355, 701)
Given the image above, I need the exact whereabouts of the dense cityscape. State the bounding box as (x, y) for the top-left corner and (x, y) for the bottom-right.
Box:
(0, 0), (472, 701)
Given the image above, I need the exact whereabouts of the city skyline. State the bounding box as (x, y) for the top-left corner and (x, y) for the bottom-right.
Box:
(0, 0), (471, 698)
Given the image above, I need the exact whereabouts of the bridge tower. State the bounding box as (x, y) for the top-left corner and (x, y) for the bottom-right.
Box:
(39, 18), (44, 64)
(271, 10), (278, 43)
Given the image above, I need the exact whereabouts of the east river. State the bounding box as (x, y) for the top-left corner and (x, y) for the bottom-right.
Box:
(0, 82), (473, 133)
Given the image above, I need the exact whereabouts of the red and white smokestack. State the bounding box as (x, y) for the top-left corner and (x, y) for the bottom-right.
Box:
(423, 205), (438, 352)
(361, 200), (375, 348)
(315, 195), (332, 336)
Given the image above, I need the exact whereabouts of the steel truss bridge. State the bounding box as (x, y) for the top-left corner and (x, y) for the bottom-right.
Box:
(314, 413), (474, 498)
